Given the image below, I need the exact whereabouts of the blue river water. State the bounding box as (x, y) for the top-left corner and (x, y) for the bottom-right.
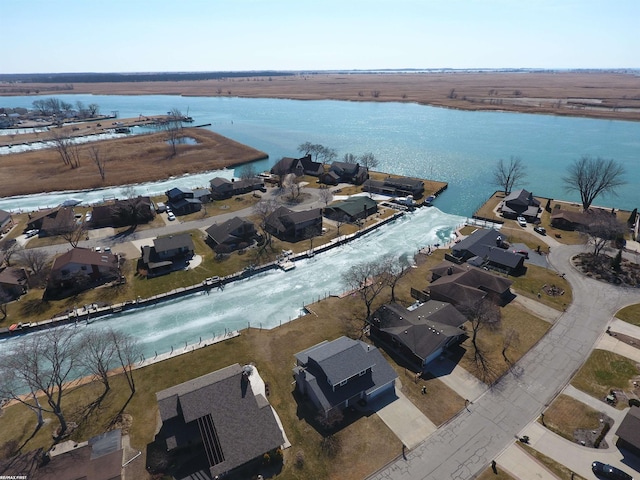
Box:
(1, 94), (639, 360)
(1, 94), (639, 215)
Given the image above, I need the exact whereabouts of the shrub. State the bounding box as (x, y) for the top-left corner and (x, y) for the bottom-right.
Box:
(594, 422), (610, 448)
(629, 398), (640, 408)
(294, 450), (305, 469)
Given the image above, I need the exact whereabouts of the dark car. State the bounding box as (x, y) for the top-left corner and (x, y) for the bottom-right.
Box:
(514, 249), (529, 259)
(592, 461), (634, 480)
(533, 226), (547, 235)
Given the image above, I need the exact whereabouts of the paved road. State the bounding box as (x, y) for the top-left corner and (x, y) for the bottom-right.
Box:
(368, 243), (640, 480)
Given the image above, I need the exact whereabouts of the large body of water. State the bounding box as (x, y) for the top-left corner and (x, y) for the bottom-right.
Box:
(1, 94), (639, 216)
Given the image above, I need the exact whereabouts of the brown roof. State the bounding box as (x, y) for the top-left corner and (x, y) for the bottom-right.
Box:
(0, 266), (28, 287)
(51, 248), (118, 273)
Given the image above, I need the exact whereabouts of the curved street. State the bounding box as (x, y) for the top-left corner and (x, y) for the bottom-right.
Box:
(369, 242), (640, 480)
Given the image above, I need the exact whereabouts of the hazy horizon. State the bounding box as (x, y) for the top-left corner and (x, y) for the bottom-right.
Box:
(4, 0), (639, 74)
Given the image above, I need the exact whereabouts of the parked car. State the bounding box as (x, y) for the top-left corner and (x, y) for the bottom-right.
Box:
(592, 461), (633, 480)
(533, 226), (546, 235)
(517, 216), (527, 227)
(85, 211), (92, 222)
(25, 229), (39, 238)
(167, 212), (176, 221)
(95, 246), (102, 253)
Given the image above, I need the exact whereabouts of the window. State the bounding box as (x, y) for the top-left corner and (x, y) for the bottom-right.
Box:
(338, 379), (348, 387)
(359, 370), (367, 376)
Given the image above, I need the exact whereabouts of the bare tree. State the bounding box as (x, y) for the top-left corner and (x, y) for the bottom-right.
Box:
(53, 221), (87, 248)
(0, 289), (11, 320)
(253, 198), (280, 252)
(501, 329), (520, 365)
(319, 187), (333, 206)
(49, 129), (80, 168)
(238, 164), (256, 180)
(271, 158), (289, 189)
(78, 329), (118, 396)
(580, 213), (626, 257)
(89, 145), (107, 181)
(381, 253), (411, 303)
(109, 329), (140, 398)
(343, 153), (358, 164)
(297, 142), (336, 163)
(18, 249), (49, 286)
(285, 174), (302, 201)
(0, 326), (80, 437)
(162, 108), (183, 157)
(342, 260), (389, 322)
(492, 156), (527, 195)
(1, 239), (22, 267)
(111, 186), (153, 229)
(562, 155), (627, 211)
(87, 103), (100, 117)
(359, 152), (379, 172)
(458, 298), (502, 381)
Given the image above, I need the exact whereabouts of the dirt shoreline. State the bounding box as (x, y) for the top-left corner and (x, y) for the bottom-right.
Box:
(3, 72), (640, 122)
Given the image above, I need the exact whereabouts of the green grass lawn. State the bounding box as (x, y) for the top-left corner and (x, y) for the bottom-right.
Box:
(571, 349), (639, 408)
(616, 304), (640, 327)
(541, 394), (603, 442)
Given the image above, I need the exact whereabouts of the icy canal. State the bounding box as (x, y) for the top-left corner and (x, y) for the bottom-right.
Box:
(2, 207), (464, 359)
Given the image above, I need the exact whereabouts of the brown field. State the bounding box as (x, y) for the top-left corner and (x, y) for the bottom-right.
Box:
(0, 127), (267, 197)
(3, 72), (640, 121)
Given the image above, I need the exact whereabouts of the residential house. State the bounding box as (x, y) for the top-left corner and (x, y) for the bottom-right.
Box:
(270, 154), (324, 177)
(293, 337), (397, 418)
(451, 228), (526, 275)
(550, 208), (613, 231)
(209, 177), (265, 200)
(165, 187), (201, 215)
(192, 188), (212, 204)
(90, 196), (155, 228)
(26, 207), (75, 237)
(500, 189), (541, 221)
(0, 208), (13, 234)
(156, 363), (285, 479)
(48, 248), (119, 293)
(362, 176), (425, 198)
(205, 216), (257, 252)
(368, 301), (468, 368)
(266, 206), (322, 241)
(428, 260), (513, 306)
(141, 233), (194, 276)
(615, 405), (640, 457)
(324, 162), (368, 185)
(0, 266), (29, 299)
(324, 196), (378, 222)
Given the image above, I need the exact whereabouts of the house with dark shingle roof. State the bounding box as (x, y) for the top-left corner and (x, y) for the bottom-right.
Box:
(90, 196), (155, 228)
(0, 266), (29, 299)
(270, 154), (324, 178)
(141, 233), (194, 277)
(47, 248), (119, 293)
(500, 189), (541, 220)
(368, 301), (467, 368)
(165, 187), (202, 215)
(451, 228), (525, 275)
(324, 196), (378, 222)
(209, 177), (265, 200)
(550, 207), (613, 231)
(205, 216), (257, 251)
(326, 162), (368, 185)
(266, 206), (322, 241)
(428, 260), (513, 306)
(616, 405), (640, 457)
(362, 176), (425, 198)
(27, 207), (75, 237)
(156, 363), (285, 479)
(0, 208), (13, 233)
(293, 336), (397, 418)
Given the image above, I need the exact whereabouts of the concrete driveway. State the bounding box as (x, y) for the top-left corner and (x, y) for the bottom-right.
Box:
(374, 384), (437, 450)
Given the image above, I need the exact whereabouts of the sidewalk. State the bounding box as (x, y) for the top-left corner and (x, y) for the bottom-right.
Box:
(426, 356), (488, 402)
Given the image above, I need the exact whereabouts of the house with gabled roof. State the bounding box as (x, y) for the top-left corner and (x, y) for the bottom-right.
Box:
(90, 196), (155, 228)
(615, 405), (640, 457)
(362, 176), (425, 198)
(325, 162), (368, 185)
(451, 228), (526, 275)
(270, 154), (324, 177)
(0, 266), (29, 299)
(293, 336), (397, 418)
(500, 189), (541, 220)
(324, 196), (378, 222)
(141, 233), (194, 277)
(165, 187), (201, 215)
(266, 206), (322, 241)
(209, 177), (265, 200)
(205, 216), (257, 252)
(0, 208), (13, 233)
(47, 248), (119, 294)
(428, 260), (513, 306)
(27, 207), (75, 237)
(368, 301), (468, 368)
(156, 363), (286, 479)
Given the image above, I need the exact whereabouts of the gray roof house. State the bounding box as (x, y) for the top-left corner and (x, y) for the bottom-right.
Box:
(270, 154), (324, 177)
(451, 228), (526, 275)
(368, 301), (467, 368)
(141, 233), (194, 276)
(616, 405), (640, 457)
(205, 216), (257, 251)
(500, 189), (541, 220)
(0, 208), (13, 233)
(156, 364), (285, 479)
(209, 177), (265, 200)
(266, 206), (322, 241)
(324, 196), (378, 222)
(293, 336), (397, 418)
(362, 176), (425, 198)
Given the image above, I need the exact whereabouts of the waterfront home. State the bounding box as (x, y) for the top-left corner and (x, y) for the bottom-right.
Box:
(324, 196), (378, 222)
(451, 228), (526, 275)
(325, 161), (368, 185)
(166, 187), (202, 215)
(270, 154), (324, 177)
(550, 207), (613, 231)
(0, 208), (13, 234)
(265, 206), (322, 241)
(90, 196), (155, 228)
(47, 248), (119, 296)
(615, 406), (640, 458)
(293, 336), (397, 420)
(155, 364), (285, 479)
(0, 266), (29, 299)
(209, 177), (265, 200)
(205, 216), (257, 252)
(367, 301), (467, 368)
(499, 189), (541, 221)
(26, 207), (74, 237)
(141, 233), (194, 277)
(428, 260), (513, 306)
(362, 176), (425, 198)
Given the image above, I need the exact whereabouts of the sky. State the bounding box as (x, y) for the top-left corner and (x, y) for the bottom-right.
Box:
(3, 0), (639, 73)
